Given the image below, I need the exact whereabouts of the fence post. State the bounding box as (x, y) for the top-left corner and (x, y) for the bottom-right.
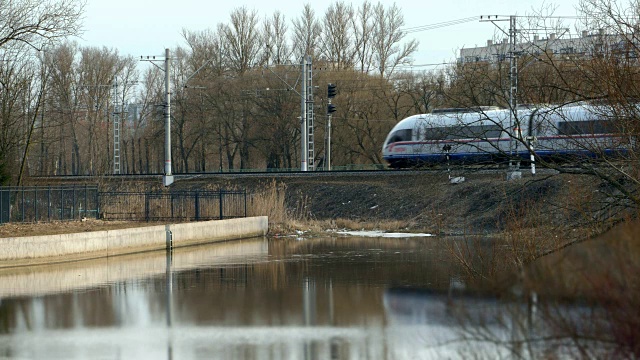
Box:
(219, 189), (223, 220)
(21, 187), (25, 222)
(145, 192), (150, 222)
(72, 185), (76, 219)
(95, 188), (100, 219)
(195, 191), (200, 221)
(34, 188), (38, 222)
(60, 187), (63, 220)
(47, 186), (51, 221)
(244, 189), (247, 218)
(84, 184), (88, 218)
(171, 193), (174, 220)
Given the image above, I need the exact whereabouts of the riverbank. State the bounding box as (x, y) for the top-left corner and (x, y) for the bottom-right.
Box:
(0, 217), (268, 267)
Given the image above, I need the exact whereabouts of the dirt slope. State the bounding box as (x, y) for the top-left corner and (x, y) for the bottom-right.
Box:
(173, 170), (619, 236)
(9, 170), (625, 238)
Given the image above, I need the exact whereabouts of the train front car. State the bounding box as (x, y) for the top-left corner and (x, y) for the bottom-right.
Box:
(382, 108), (514, 168)
(382, 115), (422, 168)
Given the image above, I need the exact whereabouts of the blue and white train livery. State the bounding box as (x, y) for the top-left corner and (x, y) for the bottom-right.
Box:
(382, 104), (629, 168)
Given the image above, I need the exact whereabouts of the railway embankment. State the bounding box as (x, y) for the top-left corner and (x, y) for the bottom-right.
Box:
(163, 170), (625, 239)
(23, 169), (628, 237)
(19, 169), (632, 239)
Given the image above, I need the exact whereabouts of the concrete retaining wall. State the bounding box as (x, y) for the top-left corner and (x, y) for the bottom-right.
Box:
(0, 239), (269, 297)
(0, 216), (268, 267)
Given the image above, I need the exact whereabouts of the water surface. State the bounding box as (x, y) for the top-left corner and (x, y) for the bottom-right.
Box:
(0, 235), (584, 359)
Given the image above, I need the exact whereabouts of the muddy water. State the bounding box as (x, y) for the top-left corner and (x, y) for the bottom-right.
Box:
(0, 235), (589, 359)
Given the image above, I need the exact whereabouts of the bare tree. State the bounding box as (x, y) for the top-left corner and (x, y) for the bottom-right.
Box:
(399, 71), (447, 114)
(371, 3), (418, 78)
(292, 4), (322, 61)
(45, 41), (83, 175)
(135, 66), (165, 174)
(77, 46), (128, 175)
(0, 0), (84, 51)
(320, 1), (355, 69)
(221, 7), (261, 75)
(0, 45), (36, 183)
(17, 51), (51, 185)
(0, 0), (84, 182)
(352, 1), (375, 73)
(262, 12), (292, 66)
(182, 28), (228, 78)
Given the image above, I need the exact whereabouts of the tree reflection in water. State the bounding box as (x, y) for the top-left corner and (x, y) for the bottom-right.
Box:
(0, 235), (628, 359)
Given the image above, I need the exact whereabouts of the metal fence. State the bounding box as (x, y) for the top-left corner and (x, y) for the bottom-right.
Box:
(0, 186), (247, 224)
(99, 190), (247, 221)
(0, 185), (99, 224)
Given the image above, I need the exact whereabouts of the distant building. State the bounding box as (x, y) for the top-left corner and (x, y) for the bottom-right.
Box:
(459, 29), (636, 63)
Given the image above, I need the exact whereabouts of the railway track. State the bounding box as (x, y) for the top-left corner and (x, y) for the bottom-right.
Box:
(30, 165), (563, 183)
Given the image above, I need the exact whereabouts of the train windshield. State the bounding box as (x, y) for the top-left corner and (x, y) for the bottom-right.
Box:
(387, 129), (412, 144)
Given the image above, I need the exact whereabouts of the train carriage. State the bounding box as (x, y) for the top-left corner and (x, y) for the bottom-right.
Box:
(382, 104), (630, 168)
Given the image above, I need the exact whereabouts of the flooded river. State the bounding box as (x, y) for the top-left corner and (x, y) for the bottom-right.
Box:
(0, 235), (603, 359)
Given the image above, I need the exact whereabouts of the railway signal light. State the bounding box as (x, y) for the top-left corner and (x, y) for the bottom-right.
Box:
(328, 104), (336, 113)
(327, 83), (337, 98)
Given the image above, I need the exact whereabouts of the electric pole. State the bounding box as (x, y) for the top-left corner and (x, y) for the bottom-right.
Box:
(300, 57), (307, 171)
(112, 77), (121, 175)
(481, 15), (522, 180)
(300, 55), (315, 171)
(509, 15), (521, 179)
(141, 49), (173, 186)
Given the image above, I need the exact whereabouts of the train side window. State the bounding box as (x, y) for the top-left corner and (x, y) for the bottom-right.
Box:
(389, 129), (412, 143)
(468, 125), (502, 138)
(558, 120), (615, 135)
(452, 125), (502, 139)
(423, 127), (448, 140)
(421, 125), (502, 140)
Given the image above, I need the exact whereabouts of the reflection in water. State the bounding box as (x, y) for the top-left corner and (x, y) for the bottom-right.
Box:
(0, 236), (596, 359)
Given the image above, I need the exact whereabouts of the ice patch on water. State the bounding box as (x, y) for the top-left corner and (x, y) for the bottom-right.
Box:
(335, 230), (433, 238)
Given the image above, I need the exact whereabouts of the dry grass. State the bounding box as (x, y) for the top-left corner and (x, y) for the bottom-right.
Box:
(246, 180), (287, 223)
(267, 218), (415, 236)
(246, 180), (416, 234)
(521, 217), (640, 358)
(444, 174), (627, 283)
(332, 218), (413, 231)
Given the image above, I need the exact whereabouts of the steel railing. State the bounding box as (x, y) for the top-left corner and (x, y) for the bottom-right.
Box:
(0, 186), (246, 224)
(0, 185), (99, 224)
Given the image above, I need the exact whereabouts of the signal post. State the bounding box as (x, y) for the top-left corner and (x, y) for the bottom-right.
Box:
(326, 84), (337, 170)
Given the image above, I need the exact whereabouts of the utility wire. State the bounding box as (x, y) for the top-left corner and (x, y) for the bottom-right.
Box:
(403, 15), (583, 35)
(481, 15), (583, 19)
(403, 17), (479, 34)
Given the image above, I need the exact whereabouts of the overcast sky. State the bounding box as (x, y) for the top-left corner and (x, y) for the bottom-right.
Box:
(78, 0), (582, 69)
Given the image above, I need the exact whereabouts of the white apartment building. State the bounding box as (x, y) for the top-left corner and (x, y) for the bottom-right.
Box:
(459, 29), (634, 63)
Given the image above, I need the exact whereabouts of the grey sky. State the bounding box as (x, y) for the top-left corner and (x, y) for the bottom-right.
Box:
(79, 0), (581, 68)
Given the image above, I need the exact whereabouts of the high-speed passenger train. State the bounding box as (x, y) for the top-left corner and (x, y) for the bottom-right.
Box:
(382, 104), (630, 168)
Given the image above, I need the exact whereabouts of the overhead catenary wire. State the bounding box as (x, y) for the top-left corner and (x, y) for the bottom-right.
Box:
(402, 17), (479, 34)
